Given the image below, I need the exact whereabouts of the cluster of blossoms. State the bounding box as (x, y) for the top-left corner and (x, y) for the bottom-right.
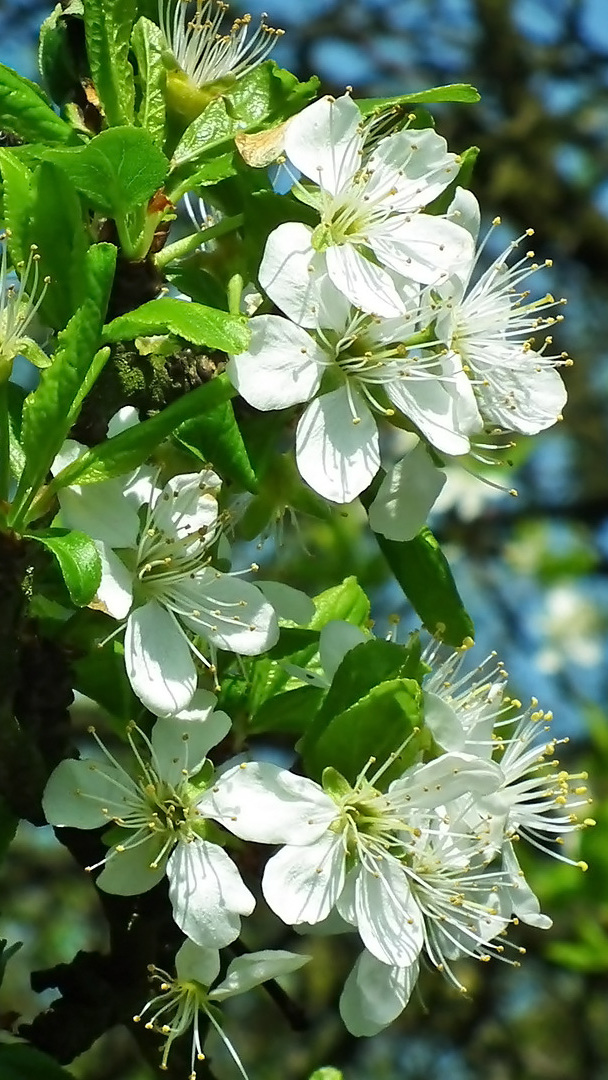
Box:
(0, 0), (585, 1076)
(43, 621), (590, 1071)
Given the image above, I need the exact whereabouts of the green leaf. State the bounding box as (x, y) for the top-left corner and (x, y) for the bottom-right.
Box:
(309, 576), (370, 630)
(249, 684), (325, 735)
(0, 149), (34, 266)
(83, 0), (136, 126)
(45, 127), (168, 216)
(38, 3), (79, 105)
(175, 401), (257, 492)
(357, 84), (481, 113)
(132, 16), (166, 147)
(49, 373), (236, 487)
(11, 243), (117, 522)
(0, 939), (22, 990)
(102, 297), (251, 353)
(375, 526), (474, 647)
(27, 527), (102, 606)
(7, 382), (26, 480)
(309, 1068), (343, 1080)
(64, 610), (138, 725)
(0, 62), (73, 143)
(302, 677), (423, 786)
(0, 1045), (74, 1080)
(28, 161), (90, 330)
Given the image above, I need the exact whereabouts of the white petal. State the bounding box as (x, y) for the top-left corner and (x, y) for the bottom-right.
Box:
(503, 841), (552, 929)
(284, 94), (362, 196)
(368, 446), (446, 541)
(107, 406), (140, 437)
(474, 352), (567, 435)
(447, 186), (481, 243)
(226, 314), (325, 410)
(198, 761), (337, 844)
(51, 439), (84, 476)
(371, 215), (475, 286)
(95, 542), (134, 620)
(256, 581), (316, 625)
(319, 620), (368, 681)
(182, 570), (279, 656)
(171, 688), (218, 723)
(57, 481), (141, 548)
(151, 471), (219, 540)
(151, 710), (231, 787)
(125, 601), (197, 716)
(175, 939), (221, 986)
(96, 834), (167, 895)
(296, 388), (380, 503)
(42, 758), (137, 828)
(167, 838), (254, 948)
(340, 950), (419, 1036)
(386, 375), (473, 456)
(352, 859), (424, 967)
(263, 833), (346, 925)
(325, 243), (406, 318)
(390, 752), (502, 809)
(422, 691), (465, 751)
(259, 222), (350, 328)
(366, 128), (459, 212)
(210, 950), (310, 1001)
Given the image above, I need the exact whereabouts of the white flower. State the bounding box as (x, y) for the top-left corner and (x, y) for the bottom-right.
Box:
(367, 441), (448, 541)
(534, 583), (602, 674)
(56, 458), (278, 715)
(0, 237), (49, 376)
(263, 94), (474, 318)
(204, 751), (502, 968)
(42, 693), (257, 948)
(429, 187), (570, 435)
(159, 0), (283, 92)
(227, 274), (481, 503)
(134, 939), (309, 1079)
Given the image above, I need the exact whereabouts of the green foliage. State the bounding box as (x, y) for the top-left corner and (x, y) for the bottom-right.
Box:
(374, 526), (475, 646)
(0, 62), (72, 143)
(102, 297), (250, 352)
(175, 401), (258, 492)
(28, 161), (89, 330)
(131, 15), (166, 146)
(27, 527), (102, 606)
(309, 1070), (343, 1080)
(357, 83), (480, 114)
(49, 373), (236, 487)
(0, 149), (34, 266)
(0, 1045), (73, 1080)
(83, 0), (137, 126)
(10, 242), (117, 525)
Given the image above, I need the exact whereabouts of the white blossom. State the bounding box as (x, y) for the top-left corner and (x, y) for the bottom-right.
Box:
(159, 0), (283, 92)
(228, 270), (481, 503)
(134, 939), (309, 1079)
(43, 693), (257, 948)
(263, 94), (474, 318)
(55, 458), (278, 715)
(204, 751), (502, 968)
(428, 187), (570, 436)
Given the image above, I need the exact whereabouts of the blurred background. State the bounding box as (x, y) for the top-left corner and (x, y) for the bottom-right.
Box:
(2, 0), (608, 1077)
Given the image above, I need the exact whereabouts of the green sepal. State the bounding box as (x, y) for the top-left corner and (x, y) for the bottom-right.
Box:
(102, 297), (250, 353)
(0, 62), (72, 143)
(321, 766), (351, 800)
(26, 527), (102, 606)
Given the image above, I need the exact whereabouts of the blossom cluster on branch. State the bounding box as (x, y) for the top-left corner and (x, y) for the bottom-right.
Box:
(0, 1), (587, 1078)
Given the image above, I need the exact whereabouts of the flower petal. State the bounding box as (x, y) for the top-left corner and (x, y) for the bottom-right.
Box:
(390, 752), (502, 809)
(95, 541), (133, 620)
(352, 859), (424, 967)
(125, 601), (197, 716)
(199, 761), (337, 844)
(151, 470), (219, 540)
(366, 128), (458, 212)
(368, 444), (446, 541)
(182, 571), (279, 656)
(210, 950), (310, 1001)
(325, 243), (406, 318)
(42, 758), (137, 828)
(57, 481), (141, 548)
(296, 387), (380, 503)
(503, 840), (552, 929)
(386, 374), (473, 456)
(371, 215), (475, 287)
(262, 833), (346, 925)
(151, 709), (231, 787)
(175, 939), (221, 986)
(340, 950), (419, 1036)
(258, 221), (349, 328)
(226, 314), (325, 410)
(256, 580), (316, 625)
(167, 838), (254, 948)
(473, 351), (567, 435)
(96, 834), (167, 895)
(284, 94), (362, 196)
